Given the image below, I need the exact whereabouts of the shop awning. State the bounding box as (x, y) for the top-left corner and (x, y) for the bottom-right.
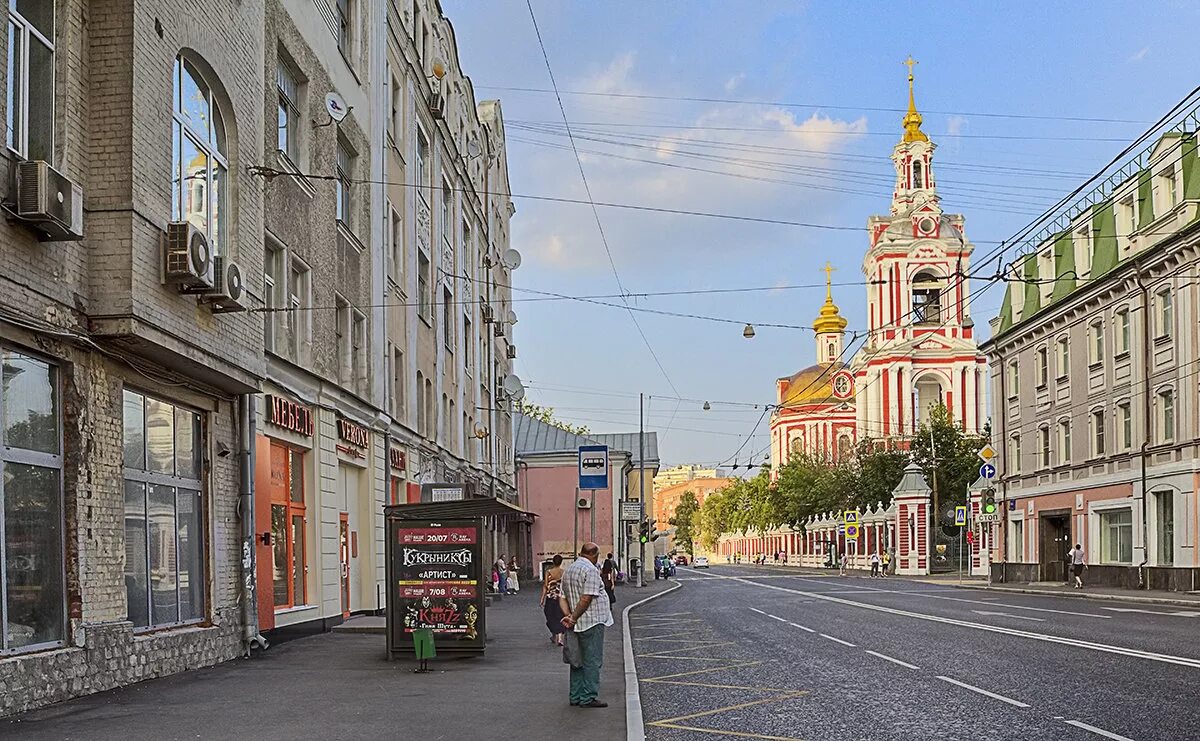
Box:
(386, 497), (536, 523)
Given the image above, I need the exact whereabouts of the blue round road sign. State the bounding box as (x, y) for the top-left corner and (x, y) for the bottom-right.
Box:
(979, 462), (997, 479)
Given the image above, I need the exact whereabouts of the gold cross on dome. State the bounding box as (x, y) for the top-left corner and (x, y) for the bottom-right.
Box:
(823, 261), (835, 300)
(904, 55), (917, 78)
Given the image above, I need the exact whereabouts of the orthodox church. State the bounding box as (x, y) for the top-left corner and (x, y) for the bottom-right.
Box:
(770, 60), (988, 473)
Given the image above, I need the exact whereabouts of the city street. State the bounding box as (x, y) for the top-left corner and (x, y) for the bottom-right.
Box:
(632, 565), (1199, 741)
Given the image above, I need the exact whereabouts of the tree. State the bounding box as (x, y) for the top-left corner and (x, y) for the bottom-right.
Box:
(514, 400), (590, 436)
(909, 403), (990, 534)
(670, 491), (700, 555)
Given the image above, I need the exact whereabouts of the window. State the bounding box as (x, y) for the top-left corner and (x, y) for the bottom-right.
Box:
(351, 308), (367, 394)
(1155, 288), (1173, 339)
(1008, 434), (1021, 475)
(1007, 519), (1024, 562)
(1088, 322), (1103, 366)
(277, 58), (300, 162)
(1037, 248), (1054, 303)
(415, 371), (426, 435)
(417, 250), (431, 323)
(1073, 224), (1092, 278)
(1118, 402), (1132, 451)
(288, 258), (311, 362)
(123, 390), (205, 628)
(1158, 389), (1175, 443)
(463, 219), (474, 281)
(6, 1), (53, 160)
(335, 0), (352, 56)
(911, 271), (941, 324)
(172, 56), (229, 255)
(1156, 164), (1178, 215)
(442, 180), (454, 246)
(1039, 426), (1050, 468)
(443, 288), (454, 351)
(463, 316), (473, 374)
(1006, 361), (1019, 398)
(264, 243), (284, 353)
(1114, 308), (1130, 354)
(441, 393), (449, 445)
(393, 347), (405, 418)
(335, 296), (350, 386)
(1036, 347), (1048, 388)
(1118, 196), (1136, 246)
(388, 71), (401, 142)
(1155, 490), (1174, 565)
(448, 398), (456, 452)
(336, 138), (354, 229)
(465, 414), (473, 463)
(390, 206), (405, 287)
(1099, 509), (1133, 564)
(1090, 409), (1105, 457)
(1058, 420), (1071, 464)
(425, 377), (434, 440)
(912, 160), (924, 189)
(1, 347), (64, 651)
(268, 443), (306, 609)
(416, 126), (430, 196)
(1056, 336), (1069, 379)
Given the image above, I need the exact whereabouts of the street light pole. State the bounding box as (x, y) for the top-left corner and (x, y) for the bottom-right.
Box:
(639, 392), (646, 588)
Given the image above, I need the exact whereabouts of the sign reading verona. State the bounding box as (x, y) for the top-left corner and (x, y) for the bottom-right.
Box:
(266, 395), (314, 436)
(338, 418), (370, 448)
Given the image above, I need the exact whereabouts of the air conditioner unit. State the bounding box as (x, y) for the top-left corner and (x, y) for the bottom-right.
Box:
(493, 324), (504, 338)
(164, 222), (215, 291)
(203, 256), (248, 313)
(429, 93), (445, 119)
(481, 304), (494, 324)
(507, 345), (516, 359)
(14, 160), (84, 240)
(577, 497), (591, 510)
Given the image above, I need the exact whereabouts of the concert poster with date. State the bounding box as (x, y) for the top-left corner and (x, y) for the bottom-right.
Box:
(388, 517), (485, 654)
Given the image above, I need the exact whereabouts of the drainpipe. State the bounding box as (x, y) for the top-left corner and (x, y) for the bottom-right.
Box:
(239, 393), (268, 653)
(1135, 268), (1151, 589)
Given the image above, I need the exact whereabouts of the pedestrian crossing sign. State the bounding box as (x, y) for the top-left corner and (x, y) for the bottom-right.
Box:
(844, 510), (860, 525)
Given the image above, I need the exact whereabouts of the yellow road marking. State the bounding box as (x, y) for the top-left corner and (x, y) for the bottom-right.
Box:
(635, 611), (692, 617)
(652, 692), (808, 725)
(638, 641), (737, 658)
(644, 660), (764, 682)
(650, 679), (795, 692)
(650, 722), (809, 741)
(635, 654), (735, 661)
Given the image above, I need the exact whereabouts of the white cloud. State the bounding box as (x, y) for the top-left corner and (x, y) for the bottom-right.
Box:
(946, 115), (968, 137)
(724, 73), (746, 92)
(582, 52), (638, 95)
(1130, 46), (1150, 62)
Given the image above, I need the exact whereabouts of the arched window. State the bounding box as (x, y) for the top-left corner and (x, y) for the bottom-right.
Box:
(912, 160), (924, 189)
(837, 435), (852, 461)
(172, 55), (229, 255)
(911, 270), (942, 324)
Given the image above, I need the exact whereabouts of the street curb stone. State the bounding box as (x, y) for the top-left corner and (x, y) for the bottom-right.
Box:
(623, 579), (683, 741)
(952, 583), (1200, 608)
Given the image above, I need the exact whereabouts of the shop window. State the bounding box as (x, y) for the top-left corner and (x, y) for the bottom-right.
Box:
(1099, 509), (1133, 564)
(6, 1), (53, 160)
(122, 389), (206, 628)
(1, 347), (64, 651)
(172, 55), (229, 256)
(269, 443), (306, 609)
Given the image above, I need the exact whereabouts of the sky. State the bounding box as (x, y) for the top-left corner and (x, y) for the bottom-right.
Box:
(443, 0), (1200, 468)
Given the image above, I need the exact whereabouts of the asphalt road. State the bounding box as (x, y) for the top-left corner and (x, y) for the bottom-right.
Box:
(631, 565), (1200, 741)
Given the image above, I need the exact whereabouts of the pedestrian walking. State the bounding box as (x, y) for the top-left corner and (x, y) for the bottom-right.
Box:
(600, 557), (617, 606)
(559, 543), (613, 708)
(508, 558), (520, 594)
(1069, 543), (1087, 589)
(491, 564), (501, 593)
(496, 554), (509, 594)
(881, 550), (891, 578)
(870, 551), (881, 578)
(541, 555), (567, 647)
(838, 551), (847, 576)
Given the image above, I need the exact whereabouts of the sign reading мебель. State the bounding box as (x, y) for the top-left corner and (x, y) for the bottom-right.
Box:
(388, 518), (485, 656)
(578, 444), (609, 490)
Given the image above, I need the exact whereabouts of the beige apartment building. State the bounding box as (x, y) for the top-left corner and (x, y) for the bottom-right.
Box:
(985, 118), (1200, 589)
(0, 0), (519, 715)
(653, 463), (726, 492)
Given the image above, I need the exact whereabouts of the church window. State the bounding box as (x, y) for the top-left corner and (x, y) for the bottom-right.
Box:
(827, 341), (836, 361)
(912, 160), (924, 189)
(911, 270), (941, 325)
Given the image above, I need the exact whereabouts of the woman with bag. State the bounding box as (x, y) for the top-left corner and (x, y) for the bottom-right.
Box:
(541, 555), (567, 646)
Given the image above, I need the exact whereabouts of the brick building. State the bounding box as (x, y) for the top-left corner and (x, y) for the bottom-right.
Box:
(0, 0), (520, 714)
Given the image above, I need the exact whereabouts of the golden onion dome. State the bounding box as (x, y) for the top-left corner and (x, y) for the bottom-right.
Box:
(812, 262), (848, 335)
(902, 55), (929, 144)
(778, 362), (846, 407)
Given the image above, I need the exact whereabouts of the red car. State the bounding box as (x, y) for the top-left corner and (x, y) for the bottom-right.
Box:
(674, 555), (689, 565)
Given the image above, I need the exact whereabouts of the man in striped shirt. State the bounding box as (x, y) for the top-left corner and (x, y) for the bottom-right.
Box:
(559, 542), (613, 708)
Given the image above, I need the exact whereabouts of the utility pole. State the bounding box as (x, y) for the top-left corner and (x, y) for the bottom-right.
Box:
(639, 392), (646, 588)
(929, 423), (940, 565)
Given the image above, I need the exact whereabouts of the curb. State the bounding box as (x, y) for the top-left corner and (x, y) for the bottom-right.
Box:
(952, 582), (1200, 608)
(622, 579), (683, 741)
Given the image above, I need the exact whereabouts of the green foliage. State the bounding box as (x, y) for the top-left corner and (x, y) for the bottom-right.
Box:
(515, 400), (590, 436)
(669, 491), (700, 554)
(908, 403), (990, 522)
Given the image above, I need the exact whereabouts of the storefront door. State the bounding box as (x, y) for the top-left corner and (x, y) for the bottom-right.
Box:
(339, 513), (350, 618)
(1039, 512), (1070, 582)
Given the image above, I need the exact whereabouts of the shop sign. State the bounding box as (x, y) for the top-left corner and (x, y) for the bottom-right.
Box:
(266, 395), (314, 437)
(389, 519), (485, 654)
(338, 418), (370, 448)
(390, 447), (406, 471)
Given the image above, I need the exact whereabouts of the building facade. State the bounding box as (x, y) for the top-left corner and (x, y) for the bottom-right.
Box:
(654, 477), (734, 555)
(985, 120), (1200, 588)
(0, 0), (520, 715)
(652, 463), (726, 492)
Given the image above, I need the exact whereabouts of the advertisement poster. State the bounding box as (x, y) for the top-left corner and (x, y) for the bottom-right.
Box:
(388, 518), (485, 655)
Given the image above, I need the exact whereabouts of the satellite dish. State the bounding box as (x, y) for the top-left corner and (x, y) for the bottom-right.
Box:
(325, 92), (349, 122)
(501, 249), (522, 270)
(502, 373), (525, 401)
(505, 309), (518, 325)
(466, 139), (482, 158)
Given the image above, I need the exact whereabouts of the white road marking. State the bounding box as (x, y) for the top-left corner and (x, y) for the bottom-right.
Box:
(1100, 607), (1200, 618)
(865, 650), (920, 670)
(820, 633), (856, 647)
(725, 575), (1200, 669)
(1064, 719), (1135, 740)
(936, 676), (1030, 708)
(971, 609), (1046, 622)
(788, 622), (816, 633)
(767, 614), (788, 623)
(803, 577), (1111, 618)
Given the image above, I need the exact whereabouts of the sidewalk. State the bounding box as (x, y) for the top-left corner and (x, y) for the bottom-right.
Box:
(0, 582), (664, 741)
